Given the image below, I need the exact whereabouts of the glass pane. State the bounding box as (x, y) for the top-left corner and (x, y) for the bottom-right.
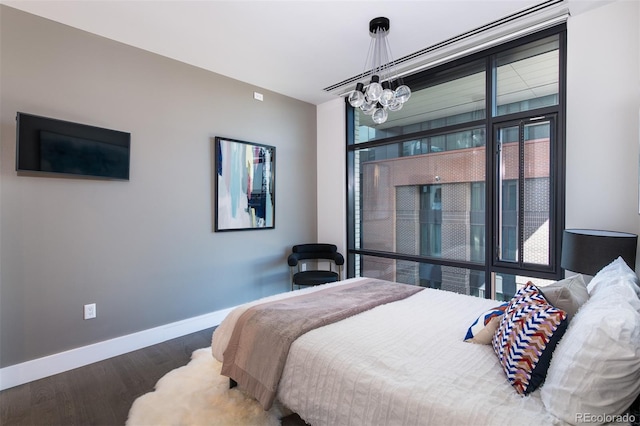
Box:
(354, 61), (486, 144)
(470, 182), (485, 263)
(497, 125), (519, 262)
(357, 127), (486, 262)
(495, 35), (559, 116)
(357, 255), (485, 297)
(523, 120), (551, 265)
(494, 272), (555, 301)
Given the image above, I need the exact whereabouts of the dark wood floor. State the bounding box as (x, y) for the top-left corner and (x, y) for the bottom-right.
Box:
(1, 327), (216, 426)
(0, 326), (308, 426)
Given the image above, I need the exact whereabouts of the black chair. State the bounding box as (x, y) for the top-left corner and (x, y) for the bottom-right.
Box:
(287, 244), (344, 290)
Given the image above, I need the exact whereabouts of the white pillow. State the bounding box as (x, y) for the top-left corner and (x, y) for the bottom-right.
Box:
(541, 282), (640, 424)
(587, 256), (640, 297)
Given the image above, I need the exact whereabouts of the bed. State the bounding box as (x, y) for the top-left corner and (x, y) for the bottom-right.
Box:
(212, 257), (640, 426)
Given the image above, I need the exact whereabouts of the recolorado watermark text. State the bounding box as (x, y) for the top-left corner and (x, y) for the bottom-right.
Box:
(576, 413), (636, 423)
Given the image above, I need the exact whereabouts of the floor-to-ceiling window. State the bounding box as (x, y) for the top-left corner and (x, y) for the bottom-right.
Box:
(347, 26), (565, 300)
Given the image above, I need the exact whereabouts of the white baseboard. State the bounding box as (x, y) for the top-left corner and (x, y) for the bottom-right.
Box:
(0, 307), (234, 391)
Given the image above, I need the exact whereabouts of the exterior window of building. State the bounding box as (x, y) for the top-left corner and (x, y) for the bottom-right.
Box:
(419, 185), (442, 288)
(347, 27), (565, 299)
(499, 178), (518, 262)
(468, 182), (485, 296)
(470, 182), (485, 263)
(495, 117), (554, 301)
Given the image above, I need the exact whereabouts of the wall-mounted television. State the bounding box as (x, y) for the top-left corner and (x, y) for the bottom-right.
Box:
(16, 112), (131, 181)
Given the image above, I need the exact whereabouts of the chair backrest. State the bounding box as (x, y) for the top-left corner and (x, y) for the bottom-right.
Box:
(288, 243), (344, 265)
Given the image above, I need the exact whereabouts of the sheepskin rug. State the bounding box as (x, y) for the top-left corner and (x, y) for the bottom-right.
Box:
(126, 347), (288, 425)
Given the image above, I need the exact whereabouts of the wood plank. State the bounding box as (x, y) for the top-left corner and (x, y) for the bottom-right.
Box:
(0, 327), (216, 426)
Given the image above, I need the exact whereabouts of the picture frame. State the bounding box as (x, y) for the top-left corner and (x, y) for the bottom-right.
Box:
(214, 137), (275, 231)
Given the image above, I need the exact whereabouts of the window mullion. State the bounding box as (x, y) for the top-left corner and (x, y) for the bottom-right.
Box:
(485, 56), (495, 299)
(517, 121), (526, 267)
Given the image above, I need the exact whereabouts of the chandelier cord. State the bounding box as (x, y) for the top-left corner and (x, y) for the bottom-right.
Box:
(383, 29), (399, 82)
(361, 34), (376, 82)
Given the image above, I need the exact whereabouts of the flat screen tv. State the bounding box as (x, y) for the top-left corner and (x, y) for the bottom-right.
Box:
(16, 112), (131, 181)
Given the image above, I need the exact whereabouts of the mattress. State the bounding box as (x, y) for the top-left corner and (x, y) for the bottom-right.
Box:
(213, 278), (567, 425)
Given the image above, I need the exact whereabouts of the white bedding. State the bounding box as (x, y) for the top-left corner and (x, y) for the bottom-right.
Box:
(213, 278), (568, 426)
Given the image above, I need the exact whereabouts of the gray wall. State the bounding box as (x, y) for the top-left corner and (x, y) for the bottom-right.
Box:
(565, 0), (640, 247)
(0, 6), (317, 367)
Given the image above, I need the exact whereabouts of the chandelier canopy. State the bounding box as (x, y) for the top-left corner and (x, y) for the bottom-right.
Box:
(348, 17), (411, 125)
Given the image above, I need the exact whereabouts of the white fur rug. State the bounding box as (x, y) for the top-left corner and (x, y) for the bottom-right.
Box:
(126, 347), (289, 425)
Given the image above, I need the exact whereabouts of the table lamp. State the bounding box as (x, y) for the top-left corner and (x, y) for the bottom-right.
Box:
(561, 229), (637, 275)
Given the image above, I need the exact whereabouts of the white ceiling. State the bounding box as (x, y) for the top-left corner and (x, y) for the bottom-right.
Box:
(1, 0), (609, 106)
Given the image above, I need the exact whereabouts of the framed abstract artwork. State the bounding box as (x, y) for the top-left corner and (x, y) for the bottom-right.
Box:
(214, 137), (275, 231)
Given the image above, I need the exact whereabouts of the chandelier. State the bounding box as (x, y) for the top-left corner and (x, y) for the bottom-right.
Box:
(348, 17), (411, 125)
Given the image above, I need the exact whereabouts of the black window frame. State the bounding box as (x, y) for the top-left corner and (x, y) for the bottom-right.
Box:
(345, 24), (566, 297)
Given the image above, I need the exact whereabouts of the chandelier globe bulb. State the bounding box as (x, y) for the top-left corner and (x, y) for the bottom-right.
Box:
(348, 82), (366, 108)
(365, 75), (383, 102)
(372, 106), (388, 124)
(379, 80), (396, 107)
(388, 100), (403, 112)
(394, 78), (412, 103)
(361, 100), (376, 115)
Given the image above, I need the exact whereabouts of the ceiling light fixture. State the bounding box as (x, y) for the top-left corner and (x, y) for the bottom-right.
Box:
(348, 17), (411, 125)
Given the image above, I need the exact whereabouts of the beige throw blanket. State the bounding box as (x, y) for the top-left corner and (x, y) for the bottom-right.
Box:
(221, 279), (424, 410)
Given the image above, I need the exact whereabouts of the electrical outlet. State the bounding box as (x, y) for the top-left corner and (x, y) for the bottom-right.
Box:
(84, 303), (96, 320)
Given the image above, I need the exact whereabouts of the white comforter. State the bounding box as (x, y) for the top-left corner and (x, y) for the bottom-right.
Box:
(213, 278), (567, 426)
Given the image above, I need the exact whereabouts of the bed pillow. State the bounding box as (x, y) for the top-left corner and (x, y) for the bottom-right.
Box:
(541, 281), (640, 424)
(464, 303), (508, 344)
(492, 282), (568, 395)
(587, 256), (640, 297)
(539, 274), (588, 321)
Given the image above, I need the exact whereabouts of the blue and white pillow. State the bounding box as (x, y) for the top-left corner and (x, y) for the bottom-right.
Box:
(464, 303), (508, 344)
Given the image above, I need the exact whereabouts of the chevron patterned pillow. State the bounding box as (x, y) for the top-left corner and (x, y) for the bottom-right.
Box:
(492, 282), (568, 395)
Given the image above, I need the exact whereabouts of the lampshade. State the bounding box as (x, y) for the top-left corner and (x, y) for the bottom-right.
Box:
(561, 229), (638, 275)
